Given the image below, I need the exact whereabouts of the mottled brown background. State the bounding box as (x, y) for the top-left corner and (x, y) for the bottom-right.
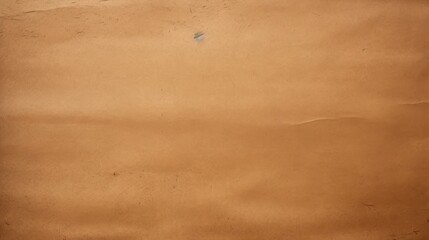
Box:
(0, 0), (428, 239)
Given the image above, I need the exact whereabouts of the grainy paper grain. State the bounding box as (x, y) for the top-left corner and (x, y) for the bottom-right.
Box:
(0, 1), (428, 239)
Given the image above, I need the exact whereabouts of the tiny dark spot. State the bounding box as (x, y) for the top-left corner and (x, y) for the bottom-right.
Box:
(361, 202), (375, 207)
(5, 221), (10, 226)
(194, 31), (205, 42)
(113, 172), (119, 176)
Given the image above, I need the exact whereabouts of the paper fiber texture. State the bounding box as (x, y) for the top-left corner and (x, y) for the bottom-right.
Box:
(0, 0), (428, 239)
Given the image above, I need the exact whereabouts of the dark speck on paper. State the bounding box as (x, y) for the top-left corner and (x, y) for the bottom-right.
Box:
(194, 32), (205, 42)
